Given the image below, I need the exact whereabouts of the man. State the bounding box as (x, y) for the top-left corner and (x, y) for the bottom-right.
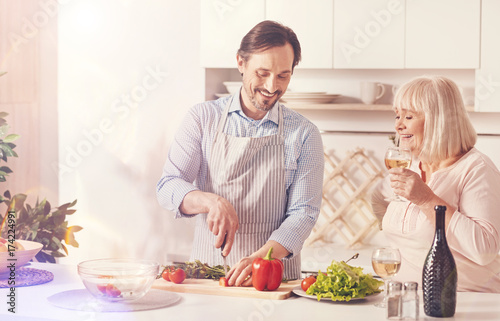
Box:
(156, 20), (324, 286)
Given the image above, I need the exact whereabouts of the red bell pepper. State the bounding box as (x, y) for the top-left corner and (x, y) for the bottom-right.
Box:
(252, 247), (284, 291)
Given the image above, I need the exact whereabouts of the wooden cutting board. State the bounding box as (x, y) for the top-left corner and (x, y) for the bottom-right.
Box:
(152, 278), (301, 300)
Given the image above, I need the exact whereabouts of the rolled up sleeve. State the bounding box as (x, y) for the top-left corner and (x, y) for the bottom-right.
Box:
(156, 106), (204, 218)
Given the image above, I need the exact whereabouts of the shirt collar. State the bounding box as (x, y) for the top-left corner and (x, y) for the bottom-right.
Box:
(228, 91), (280, 125)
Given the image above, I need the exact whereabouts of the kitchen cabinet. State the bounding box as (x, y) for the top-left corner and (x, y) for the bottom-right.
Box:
(475, 0), (500, 112)
(333, 0), (480, 69)
(201, 0), (333, 69)
(405, 0), (480, 69)
(266, 0), (333, 69)
(200, 0), (265, 68)
(333, 0), (405, 69)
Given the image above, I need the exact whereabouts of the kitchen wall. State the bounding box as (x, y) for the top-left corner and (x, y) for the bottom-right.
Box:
(57, 0), (204, 264)
(25, 0), (500, 264)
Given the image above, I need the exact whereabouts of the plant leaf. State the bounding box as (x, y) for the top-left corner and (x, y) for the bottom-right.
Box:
(3, 190), (10, 199)
(51, 251), (66, 258)
(41, 251), (56, 263)
(61, 243), (68, 255)
(12, 194), (27, 210)
(68, 225), (83, 233)
(3, 134), (19, 143)
(43, 200), (51, 216)
(51, 236), (62, 250)
(52, 211), (66, 226)
(0, 166), (12, 174)
(35, 251), (56, 263)
(0, 124), (7, 137)
(0, 144), (16, 157)
(64, 226), (82, 248)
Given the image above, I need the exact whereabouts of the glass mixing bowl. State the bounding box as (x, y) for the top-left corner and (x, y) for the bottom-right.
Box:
(78, 258), (159, 302)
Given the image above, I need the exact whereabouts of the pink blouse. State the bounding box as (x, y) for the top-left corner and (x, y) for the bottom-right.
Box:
(372, 148), (500, 292)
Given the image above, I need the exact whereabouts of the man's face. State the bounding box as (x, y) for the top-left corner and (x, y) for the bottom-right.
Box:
(237, 43), (294, 118)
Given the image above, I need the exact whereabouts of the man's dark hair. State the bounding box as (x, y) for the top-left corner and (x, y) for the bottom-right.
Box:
(237, 20), (301, 70)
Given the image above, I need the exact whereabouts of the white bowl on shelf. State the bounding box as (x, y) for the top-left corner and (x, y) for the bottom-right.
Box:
(223, 81), (242, 94)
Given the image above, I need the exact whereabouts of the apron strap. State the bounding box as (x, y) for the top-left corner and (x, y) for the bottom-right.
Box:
(216, 95), (233, 135)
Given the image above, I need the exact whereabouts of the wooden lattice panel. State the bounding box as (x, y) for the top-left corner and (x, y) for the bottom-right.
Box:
(306, 148), (384, 248)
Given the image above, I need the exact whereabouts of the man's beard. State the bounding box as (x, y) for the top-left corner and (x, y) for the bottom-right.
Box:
(250, 88), (282, 112)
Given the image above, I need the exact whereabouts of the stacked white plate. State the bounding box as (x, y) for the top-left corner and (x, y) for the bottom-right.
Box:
(280, 92), (341, 104)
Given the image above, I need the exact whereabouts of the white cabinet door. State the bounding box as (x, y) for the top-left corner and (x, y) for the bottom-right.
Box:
(475, 0), (500, 112)
(200, 0), (265, 68)
(333, 0), (405, 69)
(405, 0), (480, 69)
(266, 0), (333, 69)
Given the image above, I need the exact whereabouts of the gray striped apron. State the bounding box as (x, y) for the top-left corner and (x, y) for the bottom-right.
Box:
(190, 97), (301, 279)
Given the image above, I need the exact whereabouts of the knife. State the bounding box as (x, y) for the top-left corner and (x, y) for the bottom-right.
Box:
(221, 234), (228, 277)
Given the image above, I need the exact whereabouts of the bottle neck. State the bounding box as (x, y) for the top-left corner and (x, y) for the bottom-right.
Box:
(434, 209), (446, 242)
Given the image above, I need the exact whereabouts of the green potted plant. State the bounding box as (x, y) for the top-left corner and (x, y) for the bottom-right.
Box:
(0, 111), (82, 263)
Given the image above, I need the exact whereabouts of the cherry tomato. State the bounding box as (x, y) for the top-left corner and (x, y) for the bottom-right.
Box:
(97, 275), (111, 294)
(105, 284), (121, 297)
(162, 268), (171, 281)
(168, 268), (186, 284)
(97, 283), (107, 294)
(301, 276), (316, 292)
(219, 277), (229, 287)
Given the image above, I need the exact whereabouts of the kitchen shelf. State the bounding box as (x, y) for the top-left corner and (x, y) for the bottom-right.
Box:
(288, 103), (393, 111)
(288, 103), (476, 112)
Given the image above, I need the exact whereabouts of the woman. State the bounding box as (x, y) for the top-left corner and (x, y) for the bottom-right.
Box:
(372, 75), (500, 292)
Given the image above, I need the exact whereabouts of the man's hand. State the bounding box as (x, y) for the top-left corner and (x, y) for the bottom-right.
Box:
(225, 255), (255, 287)
(226, 241), (290, 287)
(206, 195), (239, 256)
(180, 191), (239, 256)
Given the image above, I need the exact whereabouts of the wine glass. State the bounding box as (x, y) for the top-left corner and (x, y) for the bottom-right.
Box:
(384, 146), (412, 201)
(371, 247), (401, 308)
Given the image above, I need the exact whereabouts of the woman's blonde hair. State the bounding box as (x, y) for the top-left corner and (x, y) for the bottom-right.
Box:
(393, 75), (477, 163)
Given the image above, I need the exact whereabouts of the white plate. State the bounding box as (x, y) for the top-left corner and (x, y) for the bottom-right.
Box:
(281, 94), (341, 104)
(281, 97), (340, 104)
(283, 92), (327, 96)
(292, 286), (381, 302)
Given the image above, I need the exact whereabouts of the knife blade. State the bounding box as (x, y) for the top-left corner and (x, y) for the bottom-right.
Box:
(221, 234), (228, 277)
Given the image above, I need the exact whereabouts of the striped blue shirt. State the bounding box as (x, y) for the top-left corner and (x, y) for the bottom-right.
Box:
(156, 93), (324, 257)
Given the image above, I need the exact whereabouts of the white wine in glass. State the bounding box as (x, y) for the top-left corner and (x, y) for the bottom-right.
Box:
(372, 247), (401, 308)
(384, 146), (412, 201)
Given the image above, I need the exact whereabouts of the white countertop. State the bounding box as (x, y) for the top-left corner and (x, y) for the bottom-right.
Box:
(1, 261), (500, 321)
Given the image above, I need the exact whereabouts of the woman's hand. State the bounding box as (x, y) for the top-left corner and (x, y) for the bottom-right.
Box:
(388, 167), (456, 229)
(388, 168), (435, 206)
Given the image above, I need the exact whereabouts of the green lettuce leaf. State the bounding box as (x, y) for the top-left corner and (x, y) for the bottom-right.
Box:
(305, 260), (384, 301)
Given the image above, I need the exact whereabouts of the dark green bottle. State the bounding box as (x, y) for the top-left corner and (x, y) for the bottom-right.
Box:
(422, 205), (457, 317)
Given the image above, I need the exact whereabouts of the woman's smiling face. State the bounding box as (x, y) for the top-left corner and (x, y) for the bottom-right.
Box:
(394, 107), (425, 156)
